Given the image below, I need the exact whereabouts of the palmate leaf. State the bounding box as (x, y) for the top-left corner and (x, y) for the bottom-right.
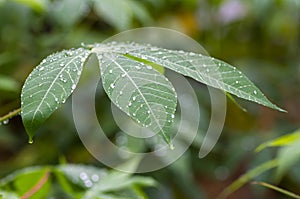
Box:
(21, 48), (91, 142)
(93, 49), (177, 147)
(20, 41), (285, 147)
(98, 42), (284, 112)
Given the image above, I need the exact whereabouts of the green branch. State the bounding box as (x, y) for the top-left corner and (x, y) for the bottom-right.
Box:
(0, 108), (21, 123)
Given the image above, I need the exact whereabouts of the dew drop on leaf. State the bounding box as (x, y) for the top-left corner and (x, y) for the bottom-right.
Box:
(91, 174), (99, 182)
(84, 180), (93, 188)
(3, 119), (9, 125)
(80, 172), (88, 180)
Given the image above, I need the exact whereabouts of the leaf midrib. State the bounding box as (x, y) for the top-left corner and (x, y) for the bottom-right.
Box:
(105, 54), (169, 142)
(30, 51), (86, 123)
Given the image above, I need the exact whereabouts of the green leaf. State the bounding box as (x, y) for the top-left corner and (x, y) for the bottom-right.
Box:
(12, 0), (47, 12)
(93, 0), (151, 30)
(83, 171), (155, 198)
(276, 140), (300, 181)
(100, 42), (285, 112)
(50, 0), (89, 27)
(94, 48), (177, 147)
(0, 75), (19, 92)
(56, 164), (108, 189)
(217, 159), (278, 199)
(255, 129), (300, 152)
(13, 168), (50, 199)
(93, 0), (133, 30)
(21, 48), (91, 142)
(0, 167), (51, 199)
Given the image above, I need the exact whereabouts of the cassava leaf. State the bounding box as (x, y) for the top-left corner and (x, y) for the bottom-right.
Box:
(98, 42), (285, 112)
(21, 48), (91, 142)
(93, 48), (177, 147)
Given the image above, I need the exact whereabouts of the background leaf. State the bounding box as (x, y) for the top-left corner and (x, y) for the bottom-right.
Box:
(56, 164), (108, 189)
(255, 129), (300, 152)
(21, 48), (91, 142)
(93, 0), (151, 30)
(0, 75), (19, 92)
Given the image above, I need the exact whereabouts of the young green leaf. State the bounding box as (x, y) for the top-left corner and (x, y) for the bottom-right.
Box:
(217, 159), (278, 199)
(94, 51), (177, 147)
(21, 48), (91, 142)
(255, 129), (300, 152)
(99, 42), (285, 112)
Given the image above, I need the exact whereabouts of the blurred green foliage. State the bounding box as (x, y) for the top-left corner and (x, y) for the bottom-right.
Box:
(0, 0), (299, 198)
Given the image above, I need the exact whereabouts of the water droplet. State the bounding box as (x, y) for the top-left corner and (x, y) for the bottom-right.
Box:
(65, 51), (73, 56)
(147, 110), (150, 114)
(28, 137), (33, 144)
(235, 81), (239, 84)
(128, 102), (132, 107)
(119, 91), (123, 95)
(3, 119), (9, 125)
(29, 95), (33, 98)
(109, 69), (113, 74)
(60, 63), (64, 67)
(146, 65), (152, 70)
(80, 172), (88, 180)
(91, 174), (99, 182)
(171, 114), (175, 119)
(132, 96), (136, 101)
(84, 180), (93, 188)
(39, 66), (44, 71)
(121, 73), (126, 77)
(110, 83), (115, 89)
(132, 113), (136, 116)
(72, 84), (76, 90)
(253, 90), (257, 95)
(135, 65), (141, 70)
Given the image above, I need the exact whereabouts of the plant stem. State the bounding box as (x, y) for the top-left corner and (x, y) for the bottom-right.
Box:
(252, 181), (300, 199)
(0, 108), (21, 123)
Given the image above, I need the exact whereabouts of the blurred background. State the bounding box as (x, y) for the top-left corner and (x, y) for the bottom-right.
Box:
(0, 0), (299, 198)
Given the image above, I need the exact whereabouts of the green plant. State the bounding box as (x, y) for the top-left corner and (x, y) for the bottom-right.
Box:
(218, 129), (300, 199)
(0, 164), (155, 199)
(0, 41), (284, 147)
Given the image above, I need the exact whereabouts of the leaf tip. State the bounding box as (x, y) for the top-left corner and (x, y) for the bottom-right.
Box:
(169, 143), (175, 150)
(28, 137), (34, 144)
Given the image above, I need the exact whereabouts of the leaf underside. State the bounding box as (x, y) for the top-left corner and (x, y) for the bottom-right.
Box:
(21, 48), (91, 141)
